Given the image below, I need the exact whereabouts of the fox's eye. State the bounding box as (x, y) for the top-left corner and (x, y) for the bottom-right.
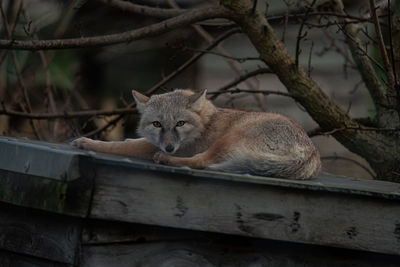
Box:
(176, 121), (185, 127)
(152, 121), (162, 128)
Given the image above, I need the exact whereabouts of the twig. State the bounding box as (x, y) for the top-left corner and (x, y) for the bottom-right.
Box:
(0, 107), (138, 119)
(195, 21), (236, 27)
(210, 68), (272, 100)
(82, 28), (241, 138)
(179, 47), (260, 62)
(308, 125), (398, 137)
(304, 20), (380, 28)
(83, 113), (124, 138)
(98, 0), (185, 19)
(251, 0), (258, 14)
(85, 67), (271, 138)
(321, 155), (376, 179)
(147, 27), (241, 95)
(74, 22), (239, 138)
(281, 2), (289, 43)
(369, 0), (395, 89)
(0, 0), (22, 78)
(337, 23), (386, 74)
(307, 41), (314, 77)
(314, 4), (354, 67)
(170, 0), (267, 109)
(360, 28), (379, 46)
(333, 0), (391, 117)
(207, 88), (291, 97)
(0, 2), (42, 140)
(295, 0), (317, 68)
(0, 6), (231, 50)
(387, 0), (398, 87)
(54, 0), (89, 39)
(266, 11), (378, 23)
(21, 6), (57, 115)
(387, 0), (400, 119)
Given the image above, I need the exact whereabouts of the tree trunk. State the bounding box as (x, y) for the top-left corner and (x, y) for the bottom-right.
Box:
(221, 0), (400, 182)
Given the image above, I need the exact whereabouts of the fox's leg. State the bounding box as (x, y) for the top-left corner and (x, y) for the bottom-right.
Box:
(153, 134), (238, 168)
(72, 137), (159, 160)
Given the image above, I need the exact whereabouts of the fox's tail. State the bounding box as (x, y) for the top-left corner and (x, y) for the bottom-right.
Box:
(208, 146), (321, 180)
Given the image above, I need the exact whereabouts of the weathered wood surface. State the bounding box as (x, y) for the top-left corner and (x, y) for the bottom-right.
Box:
(0, 251), (71, 267)
(0, 168), (93, 217)
(88, 161), (400, 256)
(1, 136), (400, 261)
(0, 203), (80, 265)
(81, 220), (400, 267)
(82, 241), (400, 267)
(0, 137), (81, 181)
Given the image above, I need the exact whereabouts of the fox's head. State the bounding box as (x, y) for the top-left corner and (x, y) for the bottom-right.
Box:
(132, 89), (208, 154)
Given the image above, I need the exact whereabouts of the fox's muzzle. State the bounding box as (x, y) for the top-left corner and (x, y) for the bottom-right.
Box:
(160, 129), (180, 154)
(165, 144), (174, 153)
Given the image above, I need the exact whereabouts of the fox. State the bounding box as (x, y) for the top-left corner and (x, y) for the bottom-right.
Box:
(72, 89), (321, 179)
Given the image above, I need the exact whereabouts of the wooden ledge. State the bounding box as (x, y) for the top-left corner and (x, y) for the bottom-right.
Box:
(0, 136), (399, 256)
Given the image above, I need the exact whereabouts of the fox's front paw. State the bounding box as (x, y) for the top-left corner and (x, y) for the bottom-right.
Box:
(71, 137), (94, 150)
(153, 151), (171, 165)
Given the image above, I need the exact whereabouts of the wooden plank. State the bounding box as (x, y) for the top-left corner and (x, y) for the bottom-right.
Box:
(82, 219), (400, 266)
(2, 136), (400, 199)
(0, 169), (93, 217)
(0, 136), (81, 182)
(2, 137), (400, 257)
(89, 162), (400, 256)
(0, 250), (71, 267)
(0, 203), (81, 265)
(81, 238), (400, 267)
(84, 152), (400, 200)
(82, 219), (205, 245)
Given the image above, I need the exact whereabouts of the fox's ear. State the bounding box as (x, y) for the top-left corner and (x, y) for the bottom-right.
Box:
(188, 89), (207, 112)
(132, 90), (149, 112)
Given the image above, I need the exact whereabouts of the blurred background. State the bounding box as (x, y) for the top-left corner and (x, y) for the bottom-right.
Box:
(0, 0), (386, 179)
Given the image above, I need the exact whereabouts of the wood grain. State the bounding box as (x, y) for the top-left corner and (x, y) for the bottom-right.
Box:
(81, 238), (400, 267)
(89, 164), (400, 255)
(0, 204), (81, 265)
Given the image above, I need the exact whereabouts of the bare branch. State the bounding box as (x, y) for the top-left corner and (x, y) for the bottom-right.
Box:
(281, 2), (289, 43)
(0, 2), (42, 139)
(207, 88), (291, 97)
(0, 6), (231, 50)
(295, 0), (317, 68)
(333, 0), (393, 116)
(387, 0), (398, 86)
(83, 114), (124, 138)
(369, 0), (395, 88)
(81, 27), (240, 138)
(308, 125), (398, 137)
(98, 0), (185, 19)
(0, 0), (21, 70)
(222, 0), (400, 181)
(179, 47), (260, 62)
(307, 41), (314, 77)
(210, 68), (272, 100)
(21, 6), (57, 115)
(266, 11), (376, 24)
(146, 27), (241, 95)
(0, 106), (138, 120)
(337, 24), (386, 73)
(168, 0), (267, 109)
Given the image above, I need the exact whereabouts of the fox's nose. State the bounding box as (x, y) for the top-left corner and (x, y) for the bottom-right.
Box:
(165, 144), (174, 153)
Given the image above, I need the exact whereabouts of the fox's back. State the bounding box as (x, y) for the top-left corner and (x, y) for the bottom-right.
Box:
(195, 108), (315, 154)
(199, 108), (320, 179)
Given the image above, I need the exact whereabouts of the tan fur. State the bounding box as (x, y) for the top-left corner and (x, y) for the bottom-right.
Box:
(72, 89), (321, 179)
